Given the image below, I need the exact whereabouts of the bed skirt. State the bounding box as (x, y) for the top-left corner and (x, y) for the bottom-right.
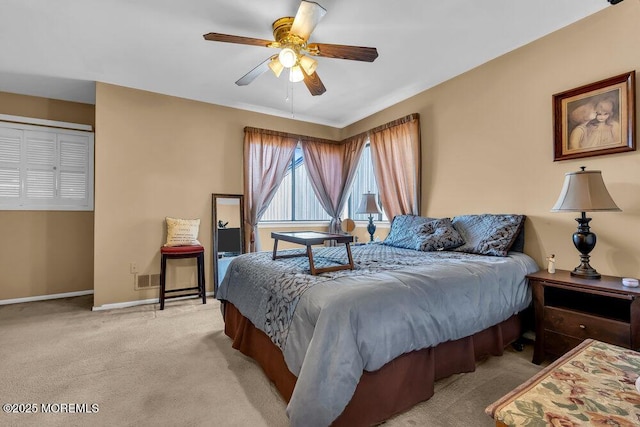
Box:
(223, 301), (521, 426)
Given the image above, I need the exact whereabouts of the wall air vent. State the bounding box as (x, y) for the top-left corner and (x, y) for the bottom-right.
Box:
(150, 274), (160, 288)
(136, 274), (150, 289)
(135, 273), (160, 290)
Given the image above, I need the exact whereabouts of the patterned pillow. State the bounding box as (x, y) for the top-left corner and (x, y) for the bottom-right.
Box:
(451, 214), (525, 257)
(413, 218), (465, 251)
(509, 226), (525, 253)
(164, 217), (201, 247)
(383, 214), (437, 249)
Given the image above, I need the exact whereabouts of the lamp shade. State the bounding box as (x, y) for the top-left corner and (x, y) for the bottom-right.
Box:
(278, 47), (297, 68)
(268, 57), (284, 77)
(299, 55), (318, 75)
(551, 169), (620, 212)
(356, 193), (381, 215)
(289, 65), (304, 83)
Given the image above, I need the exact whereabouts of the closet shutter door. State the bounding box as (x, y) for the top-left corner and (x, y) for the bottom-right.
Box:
(0, 127), (23, 206)
(58, 133), (91, 208)
(0, 121), (94, 210)
(24, 130), (57, 206)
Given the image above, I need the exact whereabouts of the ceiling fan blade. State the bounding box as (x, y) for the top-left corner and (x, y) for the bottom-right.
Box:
(235, 57), (273, 86)
(307, 43), (378, 62)
(302, 68), (326, 96)
(203, 32), (275, 48)
(290, 1), (327, 42)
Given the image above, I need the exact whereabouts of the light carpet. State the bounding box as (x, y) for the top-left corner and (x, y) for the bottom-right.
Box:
(0, 295), (541, 426)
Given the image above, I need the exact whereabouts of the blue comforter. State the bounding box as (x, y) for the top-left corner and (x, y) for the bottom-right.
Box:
(216, 244), (538, 426)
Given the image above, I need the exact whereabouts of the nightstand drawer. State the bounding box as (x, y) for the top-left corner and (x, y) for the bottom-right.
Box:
(544, 306), (630, 347)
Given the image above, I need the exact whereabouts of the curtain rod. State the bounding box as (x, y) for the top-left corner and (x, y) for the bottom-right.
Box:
(342, 113), (420, 143)
(244, 113), (419, 145)
(243, 127), (338, 145)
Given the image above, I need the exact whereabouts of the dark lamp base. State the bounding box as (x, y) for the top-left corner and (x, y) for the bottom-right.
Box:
(571, 266), (601, 280)
(367, 215), (376, 243)
(570, 213), (601, 280)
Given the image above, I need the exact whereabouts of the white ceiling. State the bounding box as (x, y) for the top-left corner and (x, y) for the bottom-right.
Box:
(0, 0), (610, 128)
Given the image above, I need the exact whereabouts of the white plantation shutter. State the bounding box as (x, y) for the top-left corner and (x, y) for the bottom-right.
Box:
(25, 131), (56, 201)
(0, 127), (22, 200)
(59, 134), (89, 203)
(0, 121), (93, 210)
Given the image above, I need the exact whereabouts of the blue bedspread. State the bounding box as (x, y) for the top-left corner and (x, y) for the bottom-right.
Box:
(216, 244), (539, 427)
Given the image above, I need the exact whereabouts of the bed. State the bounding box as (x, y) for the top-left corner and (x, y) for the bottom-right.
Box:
(216, 214), (539, 426)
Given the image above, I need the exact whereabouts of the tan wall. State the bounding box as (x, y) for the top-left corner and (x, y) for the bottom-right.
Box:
(342, 2), (640, 277)
(93, 83), (339, 307)
(0, 91), (96, 127)
(0, 92), (95, 300)
(7, 2), (640, 305)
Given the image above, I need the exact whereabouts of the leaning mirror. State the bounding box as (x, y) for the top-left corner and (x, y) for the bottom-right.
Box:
(212, 193), (245, 296)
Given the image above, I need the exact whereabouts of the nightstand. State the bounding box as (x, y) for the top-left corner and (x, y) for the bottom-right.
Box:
(528, 269), (640, 364)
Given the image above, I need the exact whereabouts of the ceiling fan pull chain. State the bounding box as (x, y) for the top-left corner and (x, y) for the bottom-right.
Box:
(290, 81), (295, 118)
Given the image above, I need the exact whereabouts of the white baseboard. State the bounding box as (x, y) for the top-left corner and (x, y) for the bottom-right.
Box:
(0, 289), (213, 311)
(92, 292), (214, 311)
(0, 290), (94, 306)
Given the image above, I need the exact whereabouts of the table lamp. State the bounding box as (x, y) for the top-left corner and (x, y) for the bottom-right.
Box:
(551, 167), (620, 279)
(356, 193), (381, 243)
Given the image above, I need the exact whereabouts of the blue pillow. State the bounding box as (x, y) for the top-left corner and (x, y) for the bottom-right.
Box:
(383, 215), (437, 249)
(509, 226), (525, 253)
(414, 218), (465, 251)
(452, 214), (525, 257)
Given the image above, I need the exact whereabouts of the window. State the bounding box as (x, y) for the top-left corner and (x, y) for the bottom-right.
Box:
(0, 121), (94, 211)
(261, 146), (330, 221)
(346, 143), (386, 222)
(261, 143), (386, 222)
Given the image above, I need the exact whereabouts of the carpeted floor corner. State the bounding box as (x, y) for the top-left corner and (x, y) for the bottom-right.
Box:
(0, 296), (541, 426)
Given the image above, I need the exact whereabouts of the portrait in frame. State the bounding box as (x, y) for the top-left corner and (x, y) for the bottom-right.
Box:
(553, 71), (636, 161)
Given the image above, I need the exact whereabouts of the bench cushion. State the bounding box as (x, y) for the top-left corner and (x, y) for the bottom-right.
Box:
(486, 339), (640, 426)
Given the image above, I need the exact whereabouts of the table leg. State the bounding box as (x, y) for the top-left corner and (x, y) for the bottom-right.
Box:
(272, 238), (279, 260)
(307, 245), (317, 275)
(532, 281), (545, 364)
(345, 243), (354, 270)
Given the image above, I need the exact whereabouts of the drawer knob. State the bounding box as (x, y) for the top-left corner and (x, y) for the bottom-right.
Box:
(579, 324), (586, 329)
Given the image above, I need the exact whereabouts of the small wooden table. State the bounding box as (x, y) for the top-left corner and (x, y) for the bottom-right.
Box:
(271, 231), (354, 275)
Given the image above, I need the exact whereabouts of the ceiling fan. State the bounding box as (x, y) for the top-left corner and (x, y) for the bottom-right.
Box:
(203, 1), (378, 96)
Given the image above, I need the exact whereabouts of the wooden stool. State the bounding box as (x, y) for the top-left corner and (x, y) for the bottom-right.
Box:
(160, 245), (206, 310)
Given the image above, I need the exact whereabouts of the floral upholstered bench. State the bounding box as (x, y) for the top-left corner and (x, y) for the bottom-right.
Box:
(485, 339), (640, 426)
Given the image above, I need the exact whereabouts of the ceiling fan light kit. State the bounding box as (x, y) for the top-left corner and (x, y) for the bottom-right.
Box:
(289, 66), (304, 83)
(203, 0), (378, 96)
(278, 47), (298, 68)
(268, 56), (284, 77)
(299, 55), (318, 75)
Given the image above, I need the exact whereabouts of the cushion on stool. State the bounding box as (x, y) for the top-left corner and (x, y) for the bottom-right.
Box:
(161, 245), (204, 255)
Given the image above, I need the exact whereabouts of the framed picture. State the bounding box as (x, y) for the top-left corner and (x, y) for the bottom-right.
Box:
(553, 71), (636, 161)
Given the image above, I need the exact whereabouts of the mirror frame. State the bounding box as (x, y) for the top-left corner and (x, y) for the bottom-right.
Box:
(212, 193), (245, 296)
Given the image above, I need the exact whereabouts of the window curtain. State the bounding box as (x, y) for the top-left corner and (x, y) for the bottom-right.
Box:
(243, 127), (298, 252)
(369, 114), (421, 220)
(301, 135), (366, 238)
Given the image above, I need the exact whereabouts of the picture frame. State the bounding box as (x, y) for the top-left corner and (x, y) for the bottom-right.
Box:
(553, 71), (636, 161)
